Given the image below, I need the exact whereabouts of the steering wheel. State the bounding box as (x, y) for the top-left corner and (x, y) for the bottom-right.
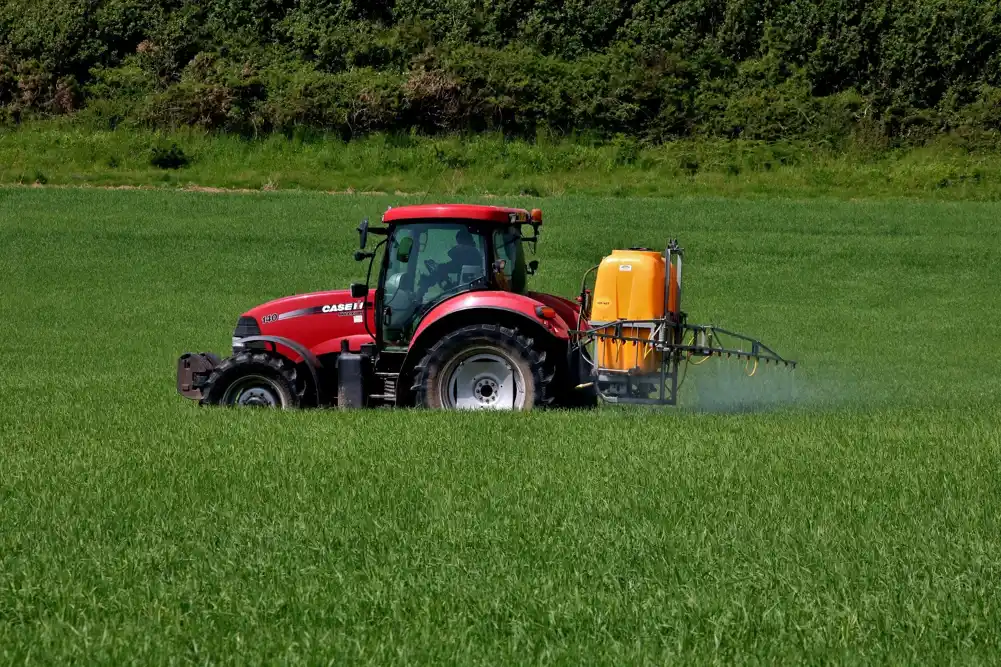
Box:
(419, 258), (451, 291)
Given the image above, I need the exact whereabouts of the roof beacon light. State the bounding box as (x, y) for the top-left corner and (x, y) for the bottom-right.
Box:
(530, 208), (543, 224)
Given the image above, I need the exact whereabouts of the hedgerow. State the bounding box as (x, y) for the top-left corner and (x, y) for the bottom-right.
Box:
(1, 0), (999, 145)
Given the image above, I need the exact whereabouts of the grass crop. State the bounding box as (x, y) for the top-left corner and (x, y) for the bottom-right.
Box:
(3, 121), (1001, 200)
(1, 188), (1000, 664)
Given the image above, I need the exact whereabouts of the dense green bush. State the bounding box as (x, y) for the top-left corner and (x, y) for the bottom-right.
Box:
(1, 0), (999, 144)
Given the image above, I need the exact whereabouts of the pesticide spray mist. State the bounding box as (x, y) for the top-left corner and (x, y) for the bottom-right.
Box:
(682, 356), (804, 414)
(677, 354), (862, 413)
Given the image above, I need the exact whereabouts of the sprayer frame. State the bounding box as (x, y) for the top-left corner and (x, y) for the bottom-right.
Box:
(570, 240), (797, 406)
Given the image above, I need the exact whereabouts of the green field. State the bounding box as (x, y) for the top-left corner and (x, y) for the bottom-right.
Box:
(2, 187), (1000, 664)
(5, 122), (1001, 201)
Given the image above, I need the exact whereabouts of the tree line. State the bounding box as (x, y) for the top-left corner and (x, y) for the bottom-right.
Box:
(1, 0), (999, 145)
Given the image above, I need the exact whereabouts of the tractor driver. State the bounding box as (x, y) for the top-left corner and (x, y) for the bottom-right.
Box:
(418, 227), (486, 296)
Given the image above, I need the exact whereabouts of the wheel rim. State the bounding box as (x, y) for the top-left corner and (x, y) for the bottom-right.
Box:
(222, 374), (284, 407)
(439, 348), (526, 410)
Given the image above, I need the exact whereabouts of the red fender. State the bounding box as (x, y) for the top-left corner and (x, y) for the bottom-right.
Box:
(411, 291), (572, 347)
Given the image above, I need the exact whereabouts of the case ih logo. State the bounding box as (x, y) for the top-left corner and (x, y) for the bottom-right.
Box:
(322, 302), (365, 314)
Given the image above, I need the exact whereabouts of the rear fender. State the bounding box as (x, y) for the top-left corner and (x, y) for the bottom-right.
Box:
(412, 291), (571, 342)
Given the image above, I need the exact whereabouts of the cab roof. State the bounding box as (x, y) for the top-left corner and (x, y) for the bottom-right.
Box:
(381, 204), (533, 225)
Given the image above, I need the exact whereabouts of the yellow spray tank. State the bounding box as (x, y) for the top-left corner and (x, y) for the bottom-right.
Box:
(571, 239), (796, 406)
(589, 249), (680, 374)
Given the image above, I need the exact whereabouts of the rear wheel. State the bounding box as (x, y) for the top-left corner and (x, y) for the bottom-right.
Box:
(414, 324), (551, 410)
(201, 351), (300, 408)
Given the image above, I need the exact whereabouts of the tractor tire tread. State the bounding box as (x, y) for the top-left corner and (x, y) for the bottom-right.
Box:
(200, 350), (302, 408)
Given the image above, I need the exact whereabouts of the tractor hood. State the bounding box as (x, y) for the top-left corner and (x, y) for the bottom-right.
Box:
(242, 288), (376, 354)
(246, 289), (368, 321)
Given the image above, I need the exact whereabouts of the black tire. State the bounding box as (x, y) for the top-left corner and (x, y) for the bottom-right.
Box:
(412, 324), (553, 410)
(200, 351), (301, 408)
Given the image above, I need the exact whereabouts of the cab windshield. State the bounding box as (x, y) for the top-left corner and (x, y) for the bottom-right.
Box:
(493, 225), (527, 294)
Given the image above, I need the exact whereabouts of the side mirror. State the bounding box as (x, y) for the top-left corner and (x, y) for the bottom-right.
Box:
(396, 236), (413, 262)
(527, 260), (539, 275)
(357, 219), (369, 249)
(350, 283), (368, 299)
(521, 222), (541, 254)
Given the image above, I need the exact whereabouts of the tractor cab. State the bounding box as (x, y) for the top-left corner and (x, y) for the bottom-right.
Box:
(355, 205), (542, 347)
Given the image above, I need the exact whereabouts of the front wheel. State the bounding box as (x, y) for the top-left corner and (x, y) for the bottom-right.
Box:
(413, 324), (552, 410)
(200, 351), (300, 408)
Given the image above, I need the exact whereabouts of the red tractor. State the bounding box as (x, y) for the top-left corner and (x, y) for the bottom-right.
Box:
(177, 204), (796, 410)
(178, 204), (594, 410)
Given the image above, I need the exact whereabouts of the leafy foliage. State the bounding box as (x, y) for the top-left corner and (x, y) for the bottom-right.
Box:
(1, 0), (1000, 143)
(148, 141), (189, 169)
